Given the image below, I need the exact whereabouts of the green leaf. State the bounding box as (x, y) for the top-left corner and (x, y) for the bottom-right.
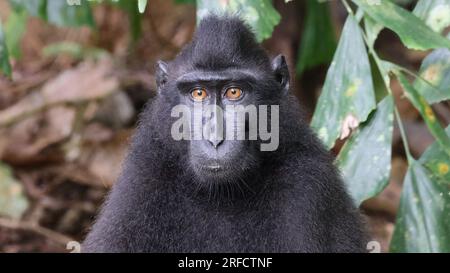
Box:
(296, 0), (336, 74)
(42, 41), (109, 60)
(0, 162), (28, 219)
(311, 16), (376, 149)
(392, 125), (450, 252)
(420, 126), (450, 184)
(390, 160), (450, 252)
(338, 95), (394, 206)
(46, 0), (95, 27)
(4, 10), (28, 59)
(413, 0), (450, 33)
(9, 0), (94, 27)
(397, 72), (450, 157)
(138, 0), (148, 13)
(370, 57), (389, 102)
(364, 15), (384, 48)
(414, 48), (450, 104)
(174, 0), (196, 4)
(196, 0), (281, 42)
(353, 0), (450, 50)
(9, 0), (47, 19)
(0, 18), (12, 77)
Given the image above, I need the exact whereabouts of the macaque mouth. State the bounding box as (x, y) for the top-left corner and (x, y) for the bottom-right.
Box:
(205, 163), (222, 172)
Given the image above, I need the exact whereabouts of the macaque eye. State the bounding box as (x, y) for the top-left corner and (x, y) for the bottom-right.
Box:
(190, 88), (208, 101)
(225, 87), (243, 100)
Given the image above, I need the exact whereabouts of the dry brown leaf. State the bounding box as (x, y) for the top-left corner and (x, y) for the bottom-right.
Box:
(0, 58), (119, 127)
(0, 106), (75, 165)
(76, 129), (132, 187)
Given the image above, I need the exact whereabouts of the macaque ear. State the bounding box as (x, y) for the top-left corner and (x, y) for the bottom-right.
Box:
(271, 54), (290, 95)
(156, 60), (168, 91)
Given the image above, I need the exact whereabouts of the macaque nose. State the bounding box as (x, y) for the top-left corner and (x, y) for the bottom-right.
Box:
(208, 139), (223, 148)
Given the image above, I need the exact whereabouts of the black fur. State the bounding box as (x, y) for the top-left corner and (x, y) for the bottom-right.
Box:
(83, 16), (367, 253)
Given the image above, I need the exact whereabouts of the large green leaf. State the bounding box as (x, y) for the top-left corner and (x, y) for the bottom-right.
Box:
(0, 18), (12, 77)
(46, 0), (94, 27)
(353, 0), (450, 50)
(414, 48), (450, 104)
(413, 0), (450, 33)
(338, 95), (394, 206)
(0, 163), (28, 219)
(390, 159), (450, 252)
(311, 16), (376, 149)
(296, 0), (336, 74)
(391, 125), (450, 252)
(5, 10), (27, 59)
(397, 72), (450, 157)
(196, 0), (281, 42)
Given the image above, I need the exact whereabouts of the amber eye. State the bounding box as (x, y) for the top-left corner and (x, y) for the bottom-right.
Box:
(190, 88), (208, 101)
(225, 87), (243, 100)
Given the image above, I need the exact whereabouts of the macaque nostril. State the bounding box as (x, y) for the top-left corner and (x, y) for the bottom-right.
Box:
(208, 139), (223, 148)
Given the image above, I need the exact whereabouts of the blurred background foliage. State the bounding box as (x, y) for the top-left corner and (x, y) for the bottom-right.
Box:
(0, 0), (449, 252)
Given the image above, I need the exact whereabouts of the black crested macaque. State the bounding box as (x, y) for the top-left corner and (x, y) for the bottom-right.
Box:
(83, 16), (367, 252)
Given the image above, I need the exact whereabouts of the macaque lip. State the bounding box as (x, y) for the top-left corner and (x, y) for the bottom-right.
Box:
(205, 164), (222, 171)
